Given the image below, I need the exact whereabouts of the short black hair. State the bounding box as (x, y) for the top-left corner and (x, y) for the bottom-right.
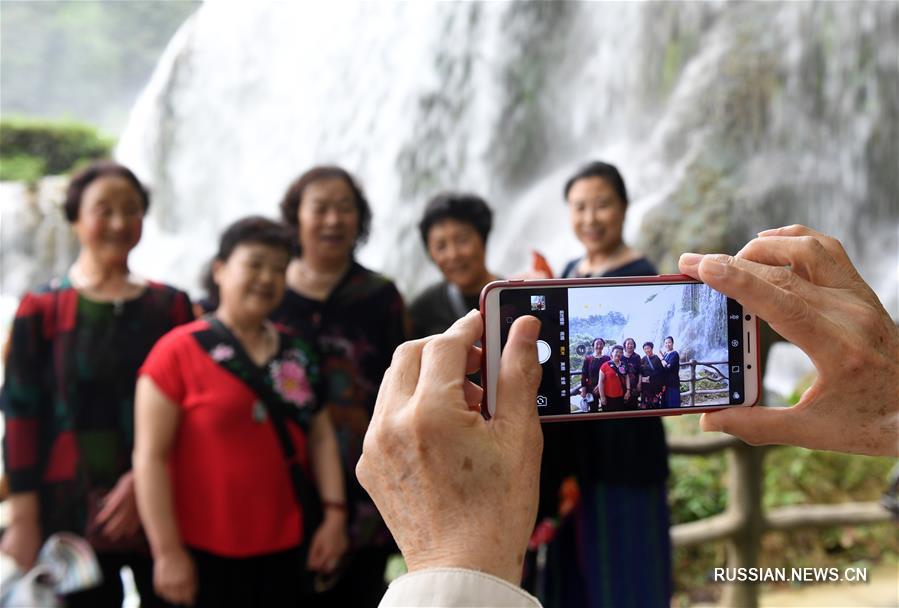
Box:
(419, 192), (493, 248)
(64, 160), (150, 223)
(593, 338), (605, 347)
(665, 336), (674, 343)
(611, 344), (624, 353)
(643, 341), (654, 349)
(563, 161), (628, 209)
(216, 216), (293, 262)
(624, 338), (637, 348)
(279, 165), (372, 254)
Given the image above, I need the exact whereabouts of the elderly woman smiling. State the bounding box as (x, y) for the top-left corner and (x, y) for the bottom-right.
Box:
(410, 192), (499, 338)
(133, 217), (347, 607)
(0, 161), (193, 608)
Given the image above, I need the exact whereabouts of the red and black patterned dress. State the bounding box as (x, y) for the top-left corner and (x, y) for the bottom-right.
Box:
(1, 278), (193, 537)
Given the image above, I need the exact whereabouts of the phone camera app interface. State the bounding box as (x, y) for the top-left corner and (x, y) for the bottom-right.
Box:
(499, 282), (745, 416)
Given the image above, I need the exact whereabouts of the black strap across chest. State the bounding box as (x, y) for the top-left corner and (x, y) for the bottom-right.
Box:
(191, 317), (322, 536)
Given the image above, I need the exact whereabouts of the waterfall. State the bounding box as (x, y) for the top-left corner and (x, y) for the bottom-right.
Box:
(3, 2), (897, 319)
(568, 283), (728, 364)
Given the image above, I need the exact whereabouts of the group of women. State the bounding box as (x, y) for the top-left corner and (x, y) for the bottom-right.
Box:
(579, 335), (682, 412)
(1, 159), (671, 607)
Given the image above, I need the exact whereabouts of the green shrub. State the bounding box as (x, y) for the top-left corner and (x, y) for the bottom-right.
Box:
(0, 116), (113, 182)
(0, 153), (46, 182)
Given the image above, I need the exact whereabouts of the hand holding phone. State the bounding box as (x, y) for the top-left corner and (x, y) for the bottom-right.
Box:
(357, 311), (544, 585)
(481, 275), (761, 420)
(679, 225), (899, 456)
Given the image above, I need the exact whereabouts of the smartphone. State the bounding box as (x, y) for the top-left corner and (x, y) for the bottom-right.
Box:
(481, 275), (760, 421)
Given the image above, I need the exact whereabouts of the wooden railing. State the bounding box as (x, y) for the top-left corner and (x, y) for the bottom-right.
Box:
(667, 434), (894, 607)
(679, 360), (729, 406)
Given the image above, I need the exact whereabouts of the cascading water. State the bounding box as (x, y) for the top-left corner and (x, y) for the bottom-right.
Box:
(568, 284), (727, 363)
(3, 2), (898, 319)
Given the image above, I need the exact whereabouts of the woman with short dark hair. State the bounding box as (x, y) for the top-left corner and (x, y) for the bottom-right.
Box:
(0, 161), (193, 607)
(579, 338), (609, 413)
(621, 337), (642, 409)
(641, 341), (666, 409)
(272, 166), (408, 606)
(134, 216), (347, 607)
(598, 345), (630, 412)
(410, 192), (498, 338)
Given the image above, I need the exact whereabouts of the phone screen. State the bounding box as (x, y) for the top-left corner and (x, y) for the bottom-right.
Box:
(497, 281), (746, 417)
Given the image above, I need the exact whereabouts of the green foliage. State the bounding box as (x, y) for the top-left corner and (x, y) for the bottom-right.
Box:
(0, 153), (46, 183)
(668, 452), (728, 524)
(663, 416), (897, 603)
(0, 117), (113, 183)
(0, 117), (113, 182)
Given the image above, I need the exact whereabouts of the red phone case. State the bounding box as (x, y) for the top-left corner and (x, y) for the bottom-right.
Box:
(479, 274), (761, 421)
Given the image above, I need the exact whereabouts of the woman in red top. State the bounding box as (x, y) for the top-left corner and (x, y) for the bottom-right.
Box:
(598, 345), (631, 412)
(133, 217), (347, 607)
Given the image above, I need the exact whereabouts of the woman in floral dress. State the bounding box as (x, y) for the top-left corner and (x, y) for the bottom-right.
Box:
(133, 217), (347, 607)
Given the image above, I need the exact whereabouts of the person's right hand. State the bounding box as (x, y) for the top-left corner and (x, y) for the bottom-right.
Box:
(679, 224), (898, 456)
(356, 310), (543, 585)
(153, 547), (198, 606)
(0, 519), (42, 571)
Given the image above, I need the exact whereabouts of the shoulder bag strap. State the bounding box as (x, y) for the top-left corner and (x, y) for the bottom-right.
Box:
(191, 318), (323, 534)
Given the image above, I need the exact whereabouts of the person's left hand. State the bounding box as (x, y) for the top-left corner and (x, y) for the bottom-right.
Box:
(357, 310), (543, 585)
(306, 512), (349, 574)
(95, 471), (141, 541)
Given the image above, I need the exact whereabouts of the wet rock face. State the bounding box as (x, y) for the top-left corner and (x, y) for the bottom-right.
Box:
(3, 3), (894, 313)
(1, 177), (77, 297)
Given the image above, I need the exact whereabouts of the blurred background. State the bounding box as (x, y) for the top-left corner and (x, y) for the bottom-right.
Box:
(1, 2), (897, 606)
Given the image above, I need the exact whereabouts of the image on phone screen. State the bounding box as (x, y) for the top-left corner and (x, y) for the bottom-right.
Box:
(495, 281), (748, 417)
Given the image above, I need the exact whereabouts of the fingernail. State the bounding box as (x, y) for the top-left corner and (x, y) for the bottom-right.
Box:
(680, 252), (702, 266)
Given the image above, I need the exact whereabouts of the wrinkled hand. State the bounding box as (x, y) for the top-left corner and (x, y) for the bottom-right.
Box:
(0, 519), (42, 571)
(680, 224), (898, 456)
(306, 513), (349, 574)
(94, 471), (142, 541)
(356, 310), (543, 584)
(154, 547), (197, 606)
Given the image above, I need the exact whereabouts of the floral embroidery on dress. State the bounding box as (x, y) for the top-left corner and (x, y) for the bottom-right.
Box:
(284, 348), (309, 367)
(270, 359), (313, 407)
(210, 343), (235, 362)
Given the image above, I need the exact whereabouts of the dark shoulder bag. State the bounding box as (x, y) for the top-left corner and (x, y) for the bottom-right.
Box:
(191, 319), (324, 539)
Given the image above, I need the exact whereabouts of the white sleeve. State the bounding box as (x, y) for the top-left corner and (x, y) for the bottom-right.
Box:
(379, 568), (542, 608)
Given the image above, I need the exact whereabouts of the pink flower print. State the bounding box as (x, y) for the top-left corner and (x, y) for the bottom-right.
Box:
(271, 360), (313, 407)
(210, 343), (235, 362)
